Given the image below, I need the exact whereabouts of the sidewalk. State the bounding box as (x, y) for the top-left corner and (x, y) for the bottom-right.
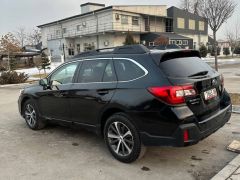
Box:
(211, 153), (240, 180)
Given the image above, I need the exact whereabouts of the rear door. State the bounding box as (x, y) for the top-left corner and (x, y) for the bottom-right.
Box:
(159, 56), (223, 120)
(69, 58), (117, 125)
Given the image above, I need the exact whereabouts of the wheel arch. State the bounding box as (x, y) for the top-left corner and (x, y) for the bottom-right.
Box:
(99, 107), (126, 136)
(21, 96), (31, 116)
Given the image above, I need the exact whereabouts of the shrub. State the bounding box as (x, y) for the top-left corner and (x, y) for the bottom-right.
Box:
(0, 71), (28, 85)
(211, 47), (220, 56)
(223, 48), (230, 56)
(199, 45), (208, 57)
(0, 65), (7, 72)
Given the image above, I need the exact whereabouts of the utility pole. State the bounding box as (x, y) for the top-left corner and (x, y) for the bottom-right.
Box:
(7, 50), (10, 71)
(62, 43), (66, 62)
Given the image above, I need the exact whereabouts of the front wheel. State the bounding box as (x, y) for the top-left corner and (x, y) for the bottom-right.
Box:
(23, 100), (46, 130)
(104, 113), (145, 163)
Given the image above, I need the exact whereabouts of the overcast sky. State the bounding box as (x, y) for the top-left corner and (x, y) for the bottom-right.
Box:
(0, 0), (239, 39)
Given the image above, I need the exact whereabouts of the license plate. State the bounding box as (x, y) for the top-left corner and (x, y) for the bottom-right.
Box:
(204, 88), (217, 100)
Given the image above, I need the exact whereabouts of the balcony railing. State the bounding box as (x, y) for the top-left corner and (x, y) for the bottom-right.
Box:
(47, 22), (172, 40)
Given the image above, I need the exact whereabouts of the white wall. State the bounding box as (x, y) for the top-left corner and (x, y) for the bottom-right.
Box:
(179, 34), (208, 49)
(113, 5), (167, 17)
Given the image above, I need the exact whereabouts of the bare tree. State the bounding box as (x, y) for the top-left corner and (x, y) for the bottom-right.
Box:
(0, 33), (21, 70)
(28, 28), (41, 46)
(179, 0), (205, 15)
(180, 0), (191, 12)
(15, 27), (27, 48)
(226, 20), (240, 57)
(201, 0), (236, 71)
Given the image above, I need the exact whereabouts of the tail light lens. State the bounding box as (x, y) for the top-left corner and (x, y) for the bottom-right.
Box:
(183, 130), (189, 142)
(148, 85), (196, 105)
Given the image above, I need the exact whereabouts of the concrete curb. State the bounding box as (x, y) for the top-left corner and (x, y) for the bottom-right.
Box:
(211, 155), (240, 180)
(232, 105), (240, 114)
(0, 82), (31, 88)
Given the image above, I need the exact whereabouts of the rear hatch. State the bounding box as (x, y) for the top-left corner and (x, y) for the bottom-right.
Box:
(158, 51), (224, 121)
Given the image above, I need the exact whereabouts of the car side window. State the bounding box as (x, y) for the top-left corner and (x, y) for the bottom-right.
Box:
(114, 59), (145, 81)
(103, 61), (117, 82)
(50, 62), (78, 85)
(78, 60), (108, 83)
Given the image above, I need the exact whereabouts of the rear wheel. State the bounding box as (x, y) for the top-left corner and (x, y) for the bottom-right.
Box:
(104, 113), (145, 163)
(23, 100), (46, 130)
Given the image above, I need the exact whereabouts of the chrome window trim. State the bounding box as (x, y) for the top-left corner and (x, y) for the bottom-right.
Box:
(47, 57), (148, 84)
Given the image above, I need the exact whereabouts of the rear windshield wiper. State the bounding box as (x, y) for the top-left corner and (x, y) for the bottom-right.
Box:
(188, 71), (209, 78)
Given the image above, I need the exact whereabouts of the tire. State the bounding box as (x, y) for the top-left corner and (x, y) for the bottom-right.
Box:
(23, 99), (46, 130)
(104, 113), (145, 163)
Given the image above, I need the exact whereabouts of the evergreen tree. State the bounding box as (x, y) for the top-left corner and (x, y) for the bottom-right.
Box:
(41, 52), (51, 75)
(124, 31), (137, 45)
(199, 45), (208, 57)
(223, 48), (230, 56)
(234, 46), (240, 55)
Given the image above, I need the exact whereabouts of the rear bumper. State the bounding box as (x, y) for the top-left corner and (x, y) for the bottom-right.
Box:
(140, 104), (232, 147)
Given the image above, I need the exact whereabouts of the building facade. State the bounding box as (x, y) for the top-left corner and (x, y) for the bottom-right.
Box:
(167, 6), (208, 50)
(38, 3), (208, 61)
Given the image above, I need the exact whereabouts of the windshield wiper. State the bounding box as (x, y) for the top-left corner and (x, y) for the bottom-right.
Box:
(188, 71), (209, 78)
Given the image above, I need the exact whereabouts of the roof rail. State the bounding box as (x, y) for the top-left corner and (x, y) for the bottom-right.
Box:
(73, 44), (149, 58)
(113, 44), (150, 54)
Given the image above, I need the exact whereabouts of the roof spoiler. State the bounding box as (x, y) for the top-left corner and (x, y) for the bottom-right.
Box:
(160, 50), (201, 63)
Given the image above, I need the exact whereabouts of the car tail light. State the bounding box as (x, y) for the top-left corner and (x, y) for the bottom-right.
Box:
(148, 85), (196, 105)
(183, 130), (189, 142)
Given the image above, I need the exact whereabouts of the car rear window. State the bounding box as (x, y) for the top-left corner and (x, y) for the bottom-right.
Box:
(159, 57), (213, 77)
(114, 59), (145, 81)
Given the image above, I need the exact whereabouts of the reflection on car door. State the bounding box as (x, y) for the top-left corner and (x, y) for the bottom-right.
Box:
(38, 62), (79, 121)
(69, 59), (117, 125)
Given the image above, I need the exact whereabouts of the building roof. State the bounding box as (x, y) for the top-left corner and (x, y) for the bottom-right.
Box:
(38, 5), (172, 28)
(80, 2), (105, 7)
(167, 6), (207, 20)
(38, 6), (113, 28)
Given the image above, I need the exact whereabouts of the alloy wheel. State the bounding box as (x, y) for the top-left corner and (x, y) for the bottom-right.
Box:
(25, 104), (37, 127)
(107, 121), (134, 156)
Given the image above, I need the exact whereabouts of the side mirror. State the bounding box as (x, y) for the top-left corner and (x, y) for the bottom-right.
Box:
(39, 78), (48, 89)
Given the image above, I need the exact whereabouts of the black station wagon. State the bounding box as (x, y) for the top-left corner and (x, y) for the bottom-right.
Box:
(18, 45), (232, 163)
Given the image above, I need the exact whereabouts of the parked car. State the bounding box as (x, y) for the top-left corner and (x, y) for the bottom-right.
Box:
(18, 45), (232, 163)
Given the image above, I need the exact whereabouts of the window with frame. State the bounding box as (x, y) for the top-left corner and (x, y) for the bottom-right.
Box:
(62, 28), (67, 34)
(132, 16), (139, 25)
(177, 18), (185, 29)
(56, 30), (61, 35)
(78, 60), (108, 83)
(121, 15), (128, 24)
(68, 49), (74, 56)
(176, 40), (182, 45)
(189, 19), (196, 30)
(183, 40), (188, 45)
(199, 21), (205, 31)
(77, 25), (81, 31)
(50, 62), (78, 85)
(114, 59), (145, 81)
(169, 40), (176, 44)
(149, 42), (155, 46)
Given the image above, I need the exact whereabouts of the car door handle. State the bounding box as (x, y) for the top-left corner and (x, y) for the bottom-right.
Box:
(97, 90), (109, 95)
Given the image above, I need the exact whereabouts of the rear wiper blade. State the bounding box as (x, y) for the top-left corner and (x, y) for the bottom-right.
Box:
(188, 71), (208, 78)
